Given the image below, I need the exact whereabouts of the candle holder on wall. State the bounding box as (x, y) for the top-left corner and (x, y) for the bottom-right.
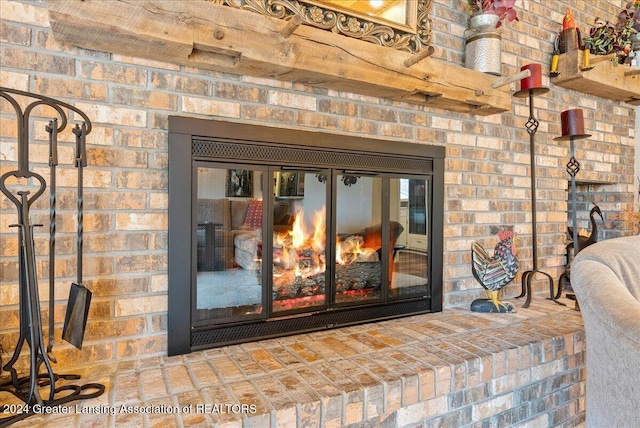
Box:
(0, 87), (104, 426)
(554, 109), (591, 300)
(512, 64), (560, 308)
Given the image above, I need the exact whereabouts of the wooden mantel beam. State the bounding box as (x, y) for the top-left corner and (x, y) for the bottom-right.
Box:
(551, 50), (640, 105)
(47, 0), (512, 115)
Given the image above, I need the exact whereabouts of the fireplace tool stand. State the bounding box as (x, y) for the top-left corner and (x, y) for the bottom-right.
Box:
(513, 86), (560, 308)
(0, 88), (105, 427)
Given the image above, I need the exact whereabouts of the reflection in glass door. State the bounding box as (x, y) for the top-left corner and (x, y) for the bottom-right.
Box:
(389, 177), (430, 297)
(334, 173), (383, 303)
(194, 165), (264, 323)
(408, 179), (428, 250)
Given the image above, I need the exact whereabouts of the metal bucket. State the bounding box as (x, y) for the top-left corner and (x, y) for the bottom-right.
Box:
(464, 27), (502, 76)
(464, 14), (502, 76)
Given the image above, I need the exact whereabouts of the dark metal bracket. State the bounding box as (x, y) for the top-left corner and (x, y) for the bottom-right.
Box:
(0, 87), (105, 426)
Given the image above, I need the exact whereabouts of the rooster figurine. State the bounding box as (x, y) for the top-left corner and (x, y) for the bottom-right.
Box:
(471, 230), (519, 313)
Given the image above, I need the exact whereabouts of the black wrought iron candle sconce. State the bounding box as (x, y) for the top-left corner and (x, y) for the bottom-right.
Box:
(316, 173), (360, 186)
(512, 64), (562, 308)
(554, 110), (592, 255)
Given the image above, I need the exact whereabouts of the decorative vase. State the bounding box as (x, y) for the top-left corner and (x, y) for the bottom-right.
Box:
(464, 13), (502, 76)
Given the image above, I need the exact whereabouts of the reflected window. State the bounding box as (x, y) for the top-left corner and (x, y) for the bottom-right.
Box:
(389, 177), (429, 296)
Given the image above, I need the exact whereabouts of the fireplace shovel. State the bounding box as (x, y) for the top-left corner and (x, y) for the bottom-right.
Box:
(62, 123), (91, 350)
(62, 282), (91, 349)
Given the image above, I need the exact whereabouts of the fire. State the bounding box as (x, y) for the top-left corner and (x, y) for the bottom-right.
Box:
(311, 210), (325, 254)
(277, 209), (372, 269)
(336, 234), (368, 265)
(273, 209), (327, 277)
(336, 235), (344, 265)
(289, 210), (306, 249)
(272, 208), (378, 296)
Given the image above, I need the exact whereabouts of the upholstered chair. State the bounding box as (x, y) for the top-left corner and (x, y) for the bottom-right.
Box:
(571, 235), (640, 428)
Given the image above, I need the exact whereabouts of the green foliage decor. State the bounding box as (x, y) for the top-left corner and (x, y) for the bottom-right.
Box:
(583, 1), (639, 64)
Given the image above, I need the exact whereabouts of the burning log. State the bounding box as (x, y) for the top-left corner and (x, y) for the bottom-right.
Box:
(273, 261), (381, 299)
(335, 262), (381, 291)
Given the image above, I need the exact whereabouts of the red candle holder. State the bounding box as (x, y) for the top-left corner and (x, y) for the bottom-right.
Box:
(511, 64), (555, 308)
(513, 63), (549, 97)
(554, 109), (591, 141)
(521, 63), (542, 90)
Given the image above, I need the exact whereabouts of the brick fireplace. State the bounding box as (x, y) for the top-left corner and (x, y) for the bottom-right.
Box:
(0, 2), (637, 426)
(168, 117), (445, 354)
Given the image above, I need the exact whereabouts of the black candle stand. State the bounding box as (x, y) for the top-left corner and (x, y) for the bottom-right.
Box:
(0, 87), (104, 427)
(512, 86), (563, 308)
(553, 122), (591, 301)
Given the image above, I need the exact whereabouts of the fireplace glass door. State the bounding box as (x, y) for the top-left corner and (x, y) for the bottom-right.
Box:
(193, 166), (433, 322)
(271, 170), (328, 312)
(389, 177), (430, 297)
(335, 173), (383, 303)
(168, 117), (444, 354)
(194, 164), (265, 324)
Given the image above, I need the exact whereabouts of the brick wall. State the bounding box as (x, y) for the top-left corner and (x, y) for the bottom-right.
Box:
(0, 0), (636, 364)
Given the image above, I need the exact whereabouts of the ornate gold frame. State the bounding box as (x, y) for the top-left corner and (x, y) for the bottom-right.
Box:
(211, 0), (432, 53)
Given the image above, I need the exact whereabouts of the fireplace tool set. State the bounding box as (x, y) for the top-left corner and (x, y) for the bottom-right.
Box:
(0, 87), (104, 426)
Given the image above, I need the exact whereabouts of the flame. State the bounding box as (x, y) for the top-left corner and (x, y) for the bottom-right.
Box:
(336, 234), (367, 265)
(289, 210), (306, 248)
(311, 210), (325, 254)
(353, 239), (362, 259)
(271, 207), (377, 297)
(275, 231), (288, 246)
(336, 235), (345, 265)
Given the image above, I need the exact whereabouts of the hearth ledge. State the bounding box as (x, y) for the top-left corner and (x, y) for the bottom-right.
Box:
(14, 297), (586, 427)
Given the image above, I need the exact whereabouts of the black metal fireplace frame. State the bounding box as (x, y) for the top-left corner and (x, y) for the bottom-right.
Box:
(168, 116), (445, 355)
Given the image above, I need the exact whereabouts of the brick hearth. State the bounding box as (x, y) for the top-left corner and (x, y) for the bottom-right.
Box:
(7, 298), (585, 428)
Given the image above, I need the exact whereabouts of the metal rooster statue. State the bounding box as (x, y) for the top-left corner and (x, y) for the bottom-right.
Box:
(470, 230), (519, 313)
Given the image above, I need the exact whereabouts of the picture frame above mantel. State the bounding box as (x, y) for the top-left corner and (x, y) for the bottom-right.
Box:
(217, 0), (432, 53)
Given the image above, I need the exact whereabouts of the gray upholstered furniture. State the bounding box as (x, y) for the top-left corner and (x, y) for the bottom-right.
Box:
(197, 199), (294, 271)
(571, 235), (640, 428)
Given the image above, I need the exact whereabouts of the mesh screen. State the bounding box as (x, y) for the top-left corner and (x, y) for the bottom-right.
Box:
(192, 139), (433, 173)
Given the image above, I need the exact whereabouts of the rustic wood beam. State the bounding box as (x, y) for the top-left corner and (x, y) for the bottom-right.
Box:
(47, 0), (511, 115)
(404, 46), (435, 68)
(551, 50), (640, 105)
